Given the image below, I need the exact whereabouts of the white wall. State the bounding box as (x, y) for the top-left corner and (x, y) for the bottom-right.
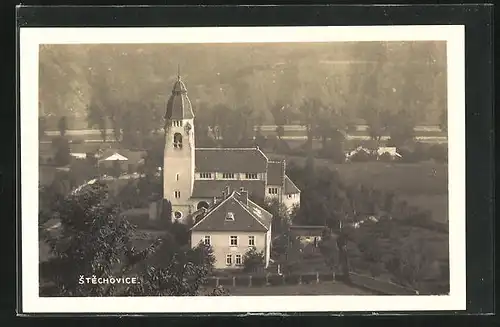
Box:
(283, 193), (301, 213)
(191, 231), (268, 269)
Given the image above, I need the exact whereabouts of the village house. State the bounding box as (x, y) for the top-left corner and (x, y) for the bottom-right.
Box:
(161, 73), (301, 224)
(190, 188), (273, 270)
(376, 147), (402, 160)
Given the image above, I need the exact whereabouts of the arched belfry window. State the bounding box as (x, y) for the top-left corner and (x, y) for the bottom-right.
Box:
(173, 133), (183, 149)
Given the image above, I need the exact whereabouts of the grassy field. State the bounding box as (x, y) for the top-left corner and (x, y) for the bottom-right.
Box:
(219, 281), (373, 295)
(400, 194), (449, 223)
(269, 153), (448, 195)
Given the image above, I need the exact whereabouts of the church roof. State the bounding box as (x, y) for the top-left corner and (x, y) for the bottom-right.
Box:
(165, 77), (194, 120)
(190, 191), (271, 232)
(192, 179), (266, 199)
(267, 160), (285, 186)
(284, 175), (301, 195)
(195, 148), (268, 173)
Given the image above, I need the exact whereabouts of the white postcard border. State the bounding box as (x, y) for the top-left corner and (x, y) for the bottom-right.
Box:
(20, 25), (465, 313)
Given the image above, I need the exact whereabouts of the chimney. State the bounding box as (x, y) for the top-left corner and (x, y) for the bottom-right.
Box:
(240, 191), (248, 205)
(213, 196), (217, 205)
(239, 188), (248, 205)
(224, 186), (230, 199)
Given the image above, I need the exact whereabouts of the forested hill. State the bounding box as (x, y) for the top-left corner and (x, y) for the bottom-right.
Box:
(39, 41), (447, 128)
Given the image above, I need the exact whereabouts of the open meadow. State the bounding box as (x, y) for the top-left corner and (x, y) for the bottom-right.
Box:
(220, 281), (373, 295)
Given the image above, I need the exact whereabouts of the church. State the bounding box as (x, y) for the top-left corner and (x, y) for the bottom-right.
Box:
(162, 74), (301, 224)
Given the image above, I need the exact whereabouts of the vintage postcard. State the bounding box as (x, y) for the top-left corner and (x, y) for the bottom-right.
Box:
(20, 25), (465, 313)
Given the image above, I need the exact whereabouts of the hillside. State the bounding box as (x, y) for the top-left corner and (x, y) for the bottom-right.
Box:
(39, 41), (447, 128)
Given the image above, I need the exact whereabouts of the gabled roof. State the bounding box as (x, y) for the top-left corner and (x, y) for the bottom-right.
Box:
(101, 152), (128, 161)
(99, 149), (146, 165)
(267, 160), (285, 186)
(190, 191), (271, 232)
(195, 147), (268, 173)
(192, 180), (265, 199)
(377, 147), (402, 157)
(284, 175), (300, 195)
(246, 199), (273, 228)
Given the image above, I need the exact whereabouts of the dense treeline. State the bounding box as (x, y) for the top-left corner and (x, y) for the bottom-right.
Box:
(39, 42), (447, 133)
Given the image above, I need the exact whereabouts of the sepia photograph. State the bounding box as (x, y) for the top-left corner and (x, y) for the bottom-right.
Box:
(20, 26), (465, 313)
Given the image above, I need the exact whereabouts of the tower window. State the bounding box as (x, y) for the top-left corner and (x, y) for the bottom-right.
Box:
(175, 173), (179, 181)
(173, 133), (183, 149)
(200, 173), (212, 179)
(222, 173), (235, 179)
(245, 173), (258, 179)
(172, 120), (182, 127)
(174, 190), (181, 198)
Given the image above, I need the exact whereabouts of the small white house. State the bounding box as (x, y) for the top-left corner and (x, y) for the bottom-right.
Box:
(376, 147), (402, 160)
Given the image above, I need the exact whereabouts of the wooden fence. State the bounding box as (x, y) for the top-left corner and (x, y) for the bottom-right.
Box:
(205, 271), (418, 295)
(205, 271), (332, 288)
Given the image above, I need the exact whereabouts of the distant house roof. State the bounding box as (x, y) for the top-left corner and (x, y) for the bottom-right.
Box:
(98, 149), (146, 165)
(346, 146), (371, 157)
(284, 175), (300, 195)
(195, 147), (268, 173)
(190, 190), (272, 232)
(70, 153), (87, 159)
(267, 160), (285, 186)
(377, 147), (402, 157)
(192, 180), (266, 199)
(101, 152), (129, 161)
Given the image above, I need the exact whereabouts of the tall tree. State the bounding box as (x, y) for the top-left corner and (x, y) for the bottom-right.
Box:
(299, 98), (322, 171)
(40, 182), (221, 296)
(39, 117), (47, 138)
(58, 116), (68, 137)
(87, 99), (107, 143)
(439, 109), (447, 133)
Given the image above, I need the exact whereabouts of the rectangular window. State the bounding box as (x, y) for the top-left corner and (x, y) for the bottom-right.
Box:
(268, 187), (279, 195)
(226, 254), (232, 266)
(174, 191), (181, 198)
(245, 173), (258, 179)
(235, 254), (242, 266)
(222, 173), (235, 179)
(200, 172), (212, 179)
(204, 236), (211, 246)
(248, 236), (255, 247)
(230, 236), (238, 246)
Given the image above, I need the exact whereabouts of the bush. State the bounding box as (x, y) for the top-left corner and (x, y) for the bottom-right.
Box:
(378, 152), (393, 162)
(284, 274), (300, 285)
(243, 248), (265, 273)
(350, 149), (375, 162)
(251, 276), (266, 286)
(428, 144), (448, 163)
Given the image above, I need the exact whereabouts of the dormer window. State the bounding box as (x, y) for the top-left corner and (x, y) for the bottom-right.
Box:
(225, 212), (235, 221)
(173, 133), (183, 149)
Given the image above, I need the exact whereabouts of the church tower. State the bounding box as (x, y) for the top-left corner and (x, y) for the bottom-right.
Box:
(163, 70), (196, 222)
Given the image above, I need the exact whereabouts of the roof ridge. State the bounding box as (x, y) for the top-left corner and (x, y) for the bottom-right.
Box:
(189, 192), (235, 231)
(247, 198), (273, 218)
(233, 197), (269, 231)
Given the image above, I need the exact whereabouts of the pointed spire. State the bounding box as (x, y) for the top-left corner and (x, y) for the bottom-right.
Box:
(177, 64), (181, 81)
